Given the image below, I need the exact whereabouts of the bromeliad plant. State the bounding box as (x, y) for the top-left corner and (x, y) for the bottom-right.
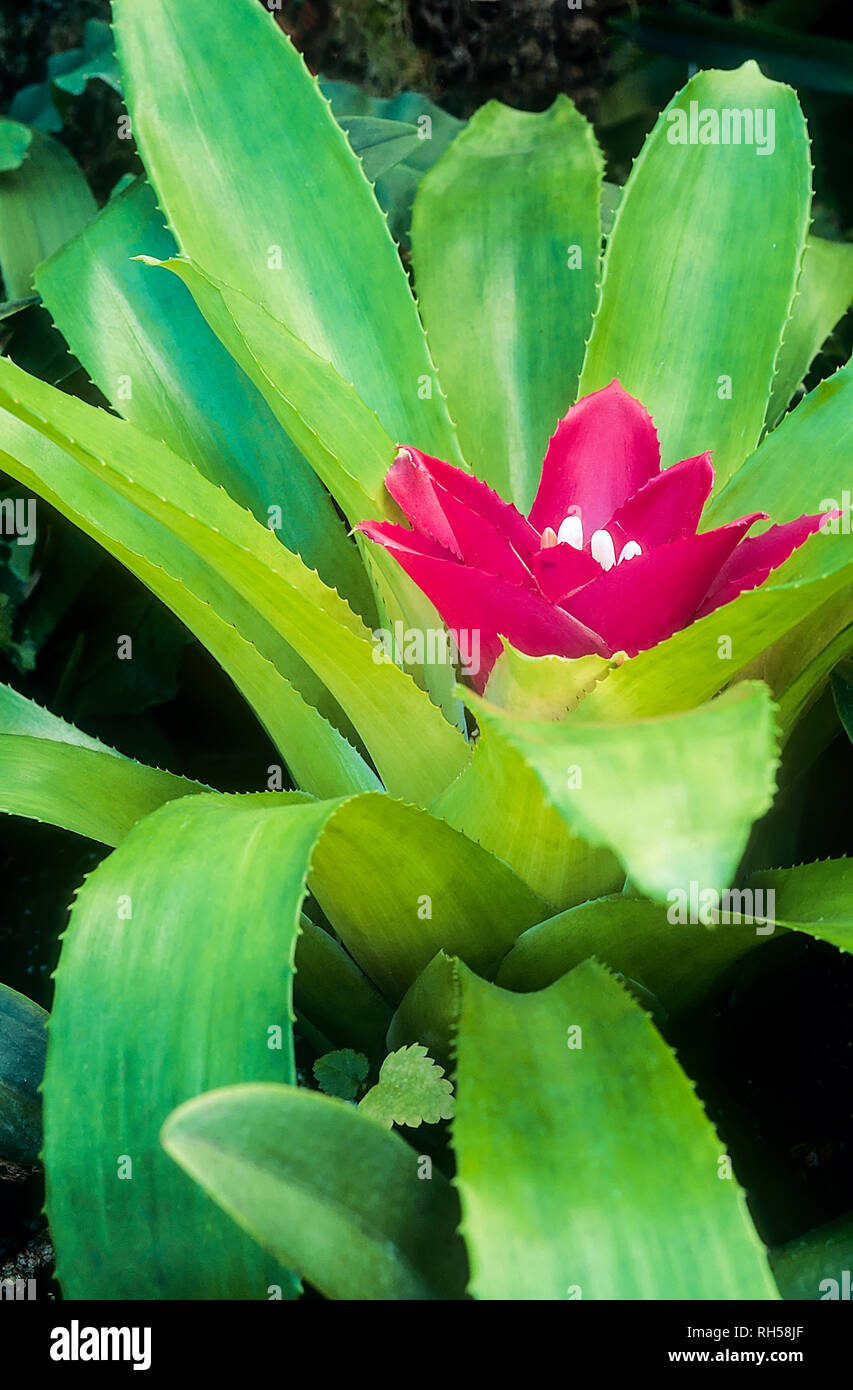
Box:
(0, 0), (852, 1300)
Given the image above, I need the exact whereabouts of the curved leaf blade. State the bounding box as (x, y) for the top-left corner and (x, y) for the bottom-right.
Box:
(412, 97), (602, 509)
(112, 0), (461, 462)
(580, 62), (811, 487)
(42, 795), (337, 1298)
(464, 682), (779, 901)
(453, 960), (778, 1299)
(34, 179), (372, 619)
(0, 981), (47, 1166)
(162, 1083), (467, 1300)
(766, 235), (853, 430)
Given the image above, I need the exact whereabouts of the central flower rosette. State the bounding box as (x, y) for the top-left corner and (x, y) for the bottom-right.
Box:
(357, 381), (827, 690)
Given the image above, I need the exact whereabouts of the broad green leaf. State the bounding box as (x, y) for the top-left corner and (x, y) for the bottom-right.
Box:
(0, 356), (465, 804)
(766, 236), (853, 430)
(0, 120), (32, 173)
(0, 680), (214, 843)
(35, 180), (372, 619)
(453, 960), (778, 1299)
(780, 625), (853, 737)
(580, 63), (810, 487)
(770, 1213), (853, 1300)
(295, 916), (392, 1058)
(497, 894), (769, 1016)
(42, 783), (545, 1291)
(42, 794), (344, 1298)
(313, 1050), (369, 1101)
(463, 682), (779, 901)
(431, 725), (623, 909)
(149, 258), (463, 722)
(412, 97), (602, 509)
(112, 0), (462, 463)
(831, 657), (853, 744)
(307, 793), (549, 999)
(0, 981), (47, 1165)
(0, 679), (120, 754)
(748, 858), (853, 953)
(162, 1083), (467, 1300)
(0, 734), (209, 846)
(386, 951), (460, 1072)
(337, 116), (419, 182)
(0, 129), (95, 298)
(154, 259), (397, 527)
(359, 1044), (454, 1128)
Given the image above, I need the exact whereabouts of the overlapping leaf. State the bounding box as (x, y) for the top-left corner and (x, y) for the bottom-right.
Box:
(412, 98), (602, 509)
(580, 63), (811, 486)
(162, 1084), (467, 1300)
(453, 960), (778, 1298)
(463, 682), (779, 901)
(35, 179), (372, 618)
(112, 0), (462, 463)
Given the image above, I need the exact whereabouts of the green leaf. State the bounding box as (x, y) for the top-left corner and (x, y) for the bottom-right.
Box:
(0, 981), (47, 1166)
(412, 98), (602, 510)
(359, 1044), (454, 1128)
(112, 0), (462, 463)
(0, 356), (465, 803)
(143, 258), (464, 722)
(707, 361), (853, 577)
(162, 1083), (467, 1300)
(463, 682), (779, 901)
(0, 129), (96, 299)
(430, 724), (623, 909)
(313, 1049), (369, 1101)
(497, 894), (769, 1017)
(580, 62), (811, 487)
(0, 680), (215, 844)
(779, 623), (853, 738)
(41, 783), (545, 1293)
(42, 795), (343, 1298)
(153, 258), (398, 526)
(321, 80), (464, 245)
(484, 643), (617, 720)
(766, 236), (853, 430)
(0, 120), (32, 173)
(770, 1213), (853, 1300)
(306, 793), (549, 1000)
(453, 959), (778, 1299)
(35, 179), (372, 619)
(386, 951), (460, 1073)
(0, 734), (210, 846)
(337, 116), (420, 182)
(295, 916), (392, 1057)
(831, 658), (853, 744)
(0, 679), (120, 754)
(747, 858), (853, 953)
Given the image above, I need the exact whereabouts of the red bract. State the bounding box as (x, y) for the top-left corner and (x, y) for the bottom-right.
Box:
(357, 381), (828, 691)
